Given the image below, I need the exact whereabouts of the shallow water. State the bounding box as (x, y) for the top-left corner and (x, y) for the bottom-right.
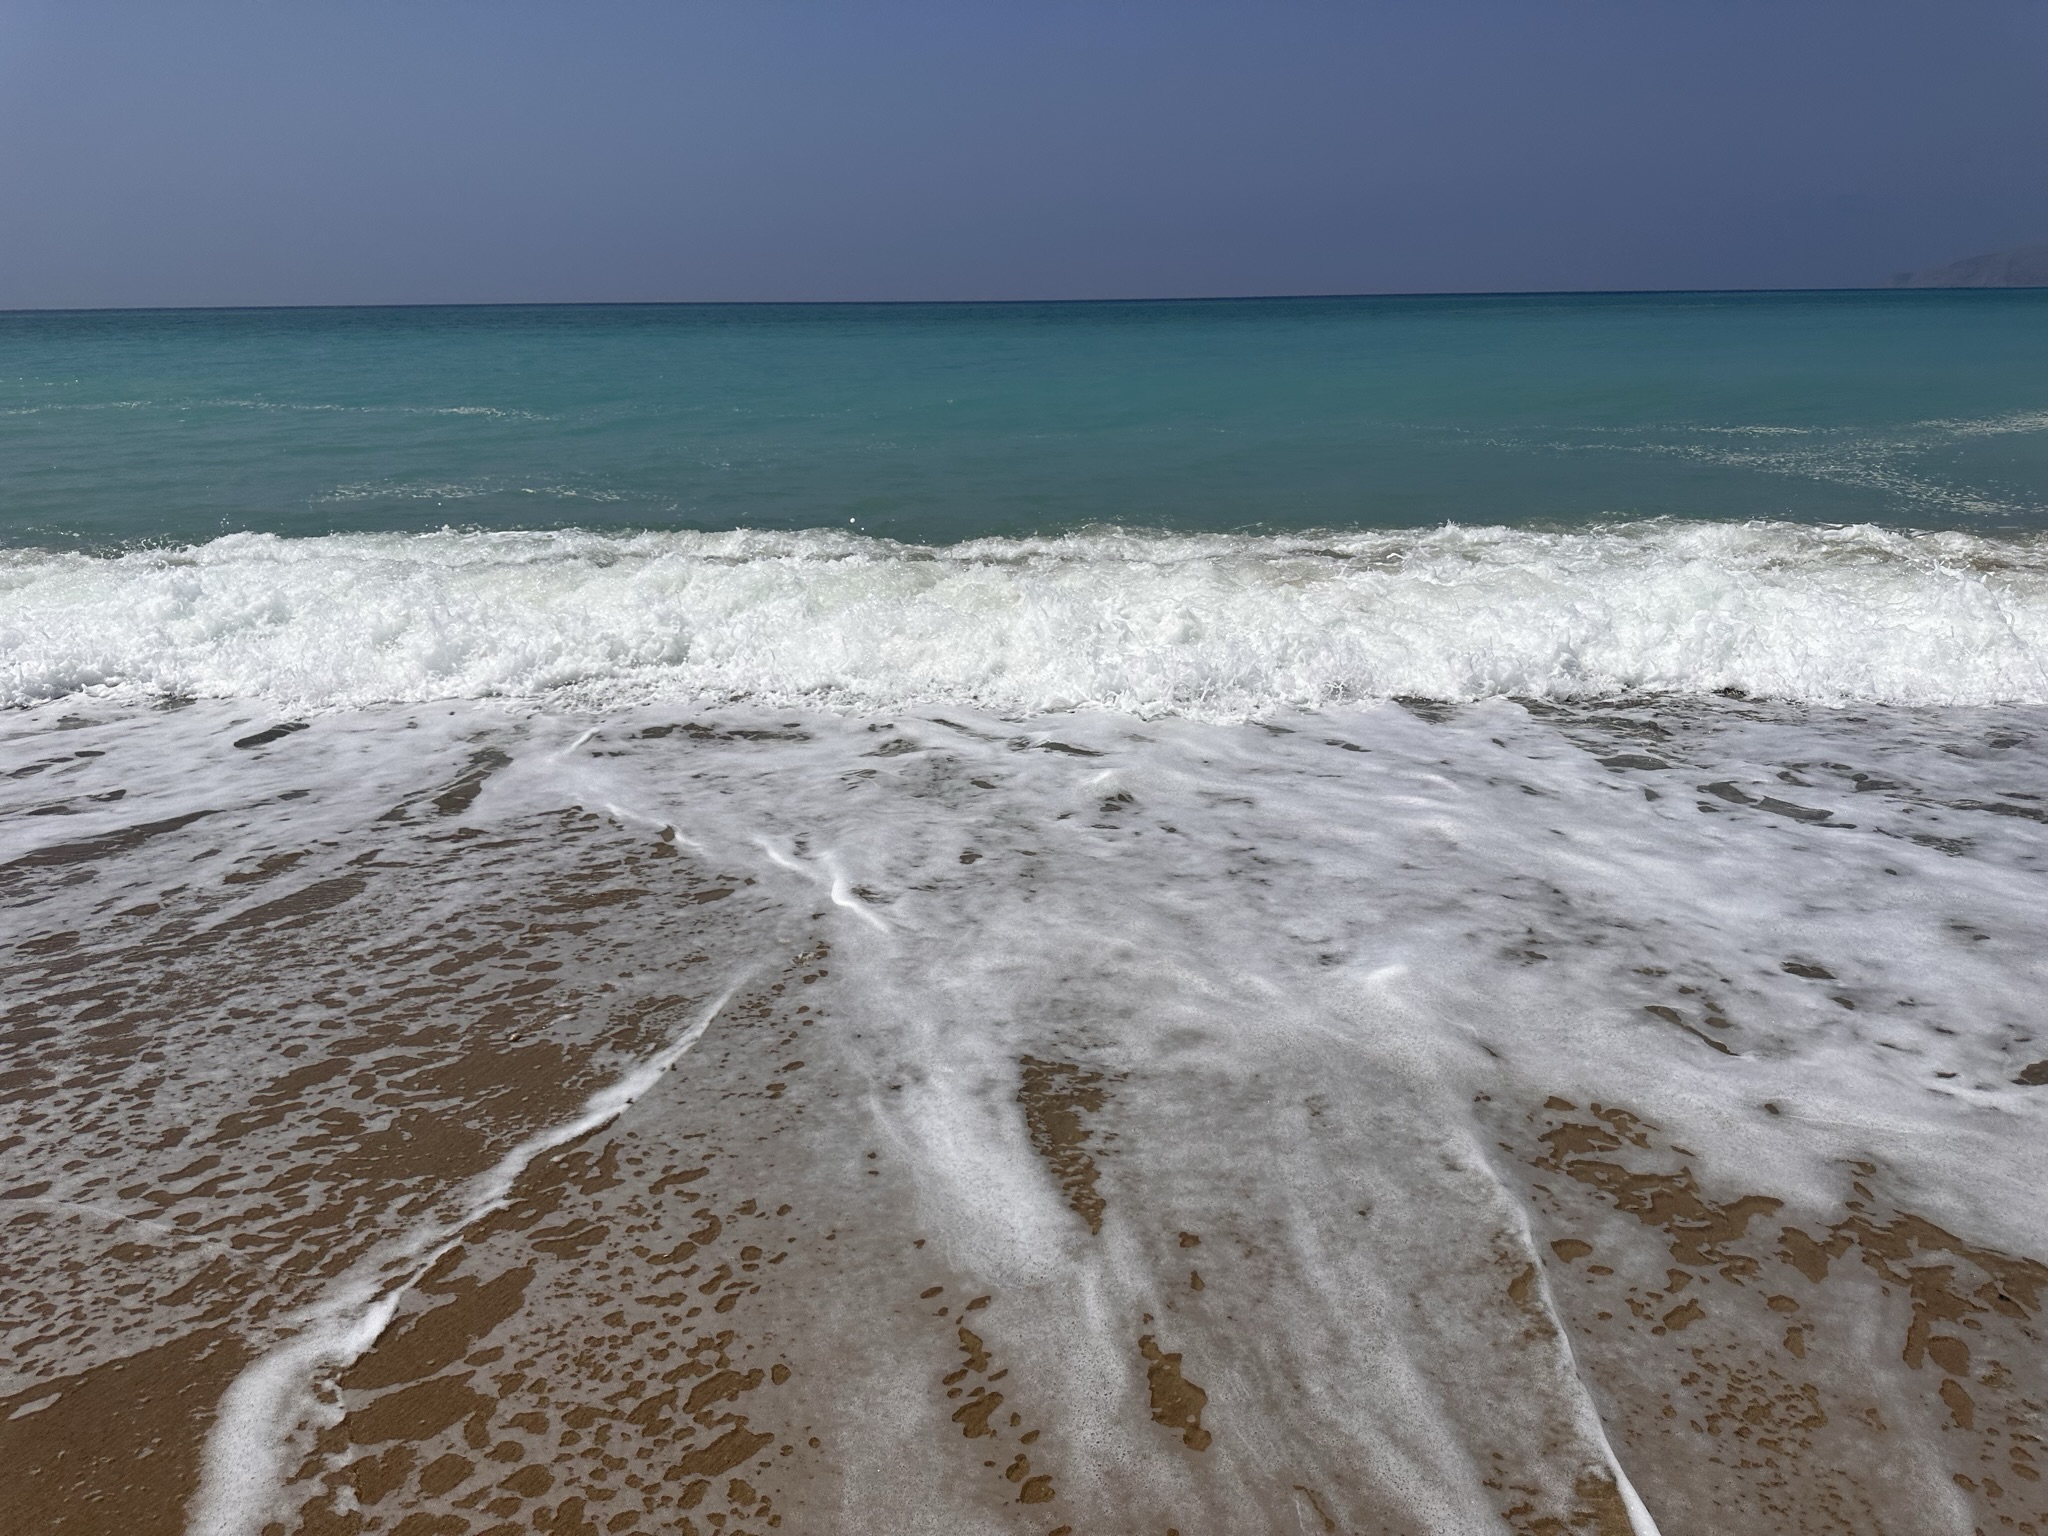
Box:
(5, 694), (2045, 1535)
(4, 293), (2048, 549)
(6, 295), (2048, 1535)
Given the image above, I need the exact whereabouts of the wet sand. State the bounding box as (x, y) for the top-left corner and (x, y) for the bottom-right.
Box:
(4, 696), (2046, 1535)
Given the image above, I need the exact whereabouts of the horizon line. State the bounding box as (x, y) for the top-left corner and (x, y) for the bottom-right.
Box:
(5, 284), (2046, 318)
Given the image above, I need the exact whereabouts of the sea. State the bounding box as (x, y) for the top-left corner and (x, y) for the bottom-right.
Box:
(4, 293), (2047, 1536)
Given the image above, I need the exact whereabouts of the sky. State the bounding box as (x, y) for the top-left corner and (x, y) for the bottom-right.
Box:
(2, 1), (2046, 308)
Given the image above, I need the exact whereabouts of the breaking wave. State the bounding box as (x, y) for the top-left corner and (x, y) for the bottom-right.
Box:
(4, 521), (2047, 716)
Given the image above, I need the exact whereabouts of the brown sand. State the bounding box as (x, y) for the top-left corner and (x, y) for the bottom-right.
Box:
(6, 701), (2047, 1535)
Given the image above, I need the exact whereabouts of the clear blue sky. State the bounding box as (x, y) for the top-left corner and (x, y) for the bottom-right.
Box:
(3, 1), (2046, 308)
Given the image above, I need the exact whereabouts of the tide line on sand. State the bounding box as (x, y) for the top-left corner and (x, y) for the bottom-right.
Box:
(182, 976), (751, 1536)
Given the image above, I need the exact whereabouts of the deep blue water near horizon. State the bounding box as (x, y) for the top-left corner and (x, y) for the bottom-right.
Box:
(3, 289), (2047, 550)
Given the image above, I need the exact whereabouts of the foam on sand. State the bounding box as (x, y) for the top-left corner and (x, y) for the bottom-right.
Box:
(184, 980), (750, 1536)
(6, 682), (2047, 1532)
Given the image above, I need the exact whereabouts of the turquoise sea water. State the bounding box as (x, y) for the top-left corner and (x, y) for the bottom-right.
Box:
(10, 305), (2048, 1536)
(5, 291), (2047, 548)
(8, 291), (2048, 713)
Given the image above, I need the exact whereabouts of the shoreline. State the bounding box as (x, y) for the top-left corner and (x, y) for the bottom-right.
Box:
(3, 694), (2045, 1533)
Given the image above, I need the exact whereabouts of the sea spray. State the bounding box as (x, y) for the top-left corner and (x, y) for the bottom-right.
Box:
(6, 521), (2048, 715)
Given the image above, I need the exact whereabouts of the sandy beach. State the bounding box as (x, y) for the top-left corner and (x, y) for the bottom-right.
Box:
(9, 5), (2048, 1527)
(6, 694), (2044, 1535)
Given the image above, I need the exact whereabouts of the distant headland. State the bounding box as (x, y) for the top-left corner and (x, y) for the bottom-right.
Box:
(1891, 242), (2048, 288)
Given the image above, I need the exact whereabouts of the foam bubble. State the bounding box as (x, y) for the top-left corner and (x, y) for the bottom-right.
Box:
(5, 521), (2048, 717)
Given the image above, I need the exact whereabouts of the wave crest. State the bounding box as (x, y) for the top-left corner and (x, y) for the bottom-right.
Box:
(5, 522), (2047, 716)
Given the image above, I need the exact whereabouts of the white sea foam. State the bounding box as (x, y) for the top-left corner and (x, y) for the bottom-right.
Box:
(5, 521), (2048, 717)
(9, 690), (2047, 1530)
(316, 479), (635, 504)
(184, 977), (749, 1536)
(1919, 408), (2048, 437)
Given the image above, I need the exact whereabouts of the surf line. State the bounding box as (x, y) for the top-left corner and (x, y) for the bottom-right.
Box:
(184, 975), (752, 1536)
(1489, 1166), (1666, 1536)
(756, 838), (890, 932)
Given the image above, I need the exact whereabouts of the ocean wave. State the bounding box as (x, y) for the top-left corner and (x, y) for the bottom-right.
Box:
(1916, 408), (2048, 438)
(0, 398), (545, 420)
(4, 521), (2047, 716)
(315, 480), (636, 505)
(1527, 428), (2038, 522)
(0, 400), (153, 416)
